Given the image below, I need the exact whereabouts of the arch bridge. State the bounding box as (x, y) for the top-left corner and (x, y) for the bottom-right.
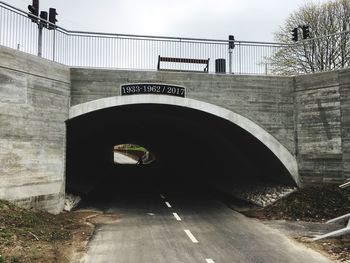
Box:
(0, 46), (349, 213)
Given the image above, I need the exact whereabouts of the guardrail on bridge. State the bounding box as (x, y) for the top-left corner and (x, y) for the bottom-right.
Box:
(0, 1), (349, 75)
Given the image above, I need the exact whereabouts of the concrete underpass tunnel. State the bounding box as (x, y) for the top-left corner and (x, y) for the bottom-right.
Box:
(66, 102), (297, 200)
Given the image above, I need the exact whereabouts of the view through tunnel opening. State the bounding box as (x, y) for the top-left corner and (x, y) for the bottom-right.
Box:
(65, 103), (297, 208)
(113, 144), (156, 165)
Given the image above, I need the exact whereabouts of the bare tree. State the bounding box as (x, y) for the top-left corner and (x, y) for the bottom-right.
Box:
(270, 0), (350, 75)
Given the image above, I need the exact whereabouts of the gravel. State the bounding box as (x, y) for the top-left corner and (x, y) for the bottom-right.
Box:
(232, 183), (297, 207)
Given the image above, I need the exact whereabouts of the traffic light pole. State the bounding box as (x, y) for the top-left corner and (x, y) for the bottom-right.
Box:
(228, 35), (235, 74)
(28, 0), (58, 58)
(37, 23), (43, 57)
(52, 29), (56, 61)
(229, 49), (233, 74)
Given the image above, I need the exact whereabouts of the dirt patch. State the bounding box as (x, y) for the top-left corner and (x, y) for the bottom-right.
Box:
(241, 185), (350, 262)
(295, 236), (350, 262)
(243, 185), (350, 222)
(0, 200), (97, 263)
(86, 214), (120, 225)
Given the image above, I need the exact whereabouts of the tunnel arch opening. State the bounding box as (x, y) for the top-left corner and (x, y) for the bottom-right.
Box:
(66, 95), (298, 198)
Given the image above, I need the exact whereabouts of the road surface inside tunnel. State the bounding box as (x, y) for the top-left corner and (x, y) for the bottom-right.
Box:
(66, 103), (317, 262)
(80, 183), (331, 263)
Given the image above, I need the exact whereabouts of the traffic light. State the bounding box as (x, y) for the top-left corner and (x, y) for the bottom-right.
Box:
(229, 35), (235, 49)
(40, 11), (48, 28)
(28, 0), (39, 23)
(48, 8), (58, 29)
(291, 27), (298, 42)
(302, 25), (310, 39)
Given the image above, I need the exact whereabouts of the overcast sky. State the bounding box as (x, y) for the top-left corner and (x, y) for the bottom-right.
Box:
(8, 0), (329, 42)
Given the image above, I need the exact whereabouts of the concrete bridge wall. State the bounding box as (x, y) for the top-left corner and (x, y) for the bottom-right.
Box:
(0, 45), (350, 212)
(295, 70), (350, 184)
(70, 68), (350, 185)
(0, 46), (70, 213)
(70, 69), (296, 154)
(340, 71), (350, 180)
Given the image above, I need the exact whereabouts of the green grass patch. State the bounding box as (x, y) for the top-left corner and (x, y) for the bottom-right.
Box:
(115, 144), (148, 153)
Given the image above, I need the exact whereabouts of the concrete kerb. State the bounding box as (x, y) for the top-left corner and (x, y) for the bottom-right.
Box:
(68, 95), (300, 186)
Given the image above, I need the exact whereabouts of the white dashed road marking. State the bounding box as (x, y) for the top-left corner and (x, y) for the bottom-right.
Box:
(206, 259), (215, 263)
(165, 202), (172, 208)
(184, 229), (199, 243)
(173, 212), (182, 221)
(160, 194), (165, 199)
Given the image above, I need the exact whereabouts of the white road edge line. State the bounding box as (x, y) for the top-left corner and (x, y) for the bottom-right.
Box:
(206, 259), (215, 263)
(184, 229), (199, 243)
(173, 212), (182, 221)
(160, 194), (165, 199)
(165, 202), (172, 208)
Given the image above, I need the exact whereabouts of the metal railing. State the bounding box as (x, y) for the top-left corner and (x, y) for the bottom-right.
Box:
(0, 1), (349, 75)
(312, 179), (350, 241)
(0, 1), (283, 74)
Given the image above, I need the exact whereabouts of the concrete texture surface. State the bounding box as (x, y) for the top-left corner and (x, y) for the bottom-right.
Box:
(294, 70), (350, 184)
(70, 68), (296, 155)
(340, 69), (350, 180)
(0, 46), (70, 213)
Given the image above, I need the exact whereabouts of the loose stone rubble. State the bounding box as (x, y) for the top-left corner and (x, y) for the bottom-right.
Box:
(64, 194), (82, 211)
(233, 184), (297, 207)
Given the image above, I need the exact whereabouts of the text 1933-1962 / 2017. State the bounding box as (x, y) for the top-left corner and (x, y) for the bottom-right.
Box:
(120, 83), (186, 98)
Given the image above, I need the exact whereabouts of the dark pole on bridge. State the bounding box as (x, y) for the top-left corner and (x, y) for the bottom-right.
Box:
(28, 0), (42, 56)
(27, 0), (58, 57)
(228, 35), (235, 74)
(38, 11), (48, 57)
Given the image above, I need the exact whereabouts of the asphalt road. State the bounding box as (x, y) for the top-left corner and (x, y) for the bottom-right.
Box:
(82, 191), (332, 263)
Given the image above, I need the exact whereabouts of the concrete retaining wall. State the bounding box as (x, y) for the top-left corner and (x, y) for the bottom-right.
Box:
(0, 46), (70, 214)
(294, 69), (350, 184)
(340, 70), (350, 180)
